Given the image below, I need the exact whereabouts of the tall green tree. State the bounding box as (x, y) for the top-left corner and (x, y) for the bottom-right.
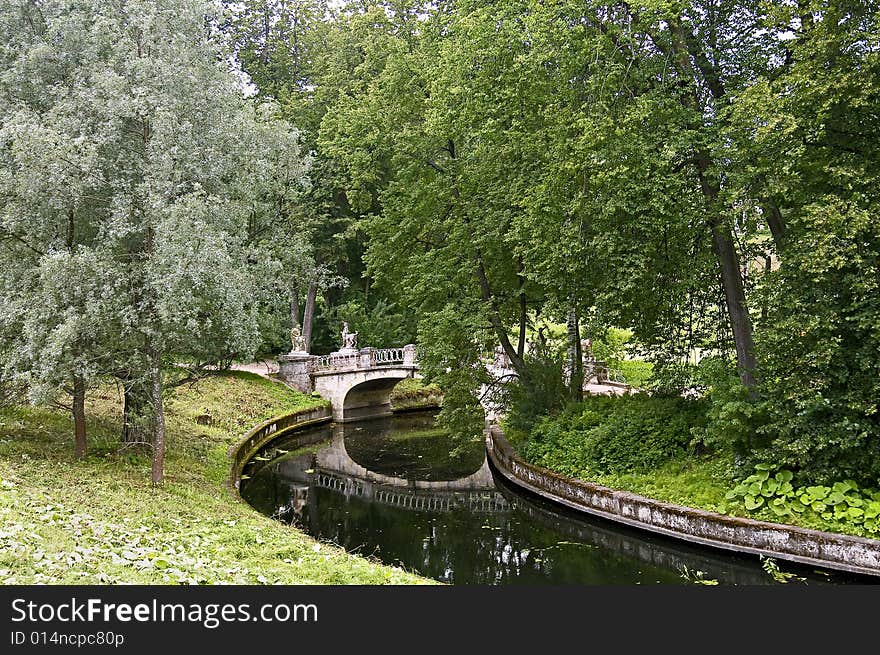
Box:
(0, 0), (309, 480)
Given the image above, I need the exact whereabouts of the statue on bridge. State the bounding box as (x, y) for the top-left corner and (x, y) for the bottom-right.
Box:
(289, 325), (308, 354)
(340, 321), (358, 352)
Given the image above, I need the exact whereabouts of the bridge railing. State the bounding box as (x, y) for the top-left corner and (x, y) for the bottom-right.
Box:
(311, 352), (360, 372)
(310, 344), (417, 373)
(372, 347), (406, 366)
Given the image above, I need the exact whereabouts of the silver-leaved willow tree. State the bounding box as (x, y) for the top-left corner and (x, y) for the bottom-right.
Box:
(0, 0), (309, 482)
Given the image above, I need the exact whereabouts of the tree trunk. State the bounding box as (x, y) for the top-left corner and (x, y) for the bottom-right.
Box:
(72, 374), (87, 459)
(710, 215), (758, 387)
(302, 280), (318, 352)
(474, 256), (524, 373)
(762, 197), (786, 247)
(516, 258), (527, 359)
(122, 378), (150, 448)
(566, 303), (583, 402)
(148, 343), (166, 485)
(290, 280), (301, 333)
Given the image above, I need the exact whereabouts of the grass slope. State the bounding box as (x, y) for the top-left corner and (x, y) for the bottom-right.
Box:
(0, 371), (431, 585)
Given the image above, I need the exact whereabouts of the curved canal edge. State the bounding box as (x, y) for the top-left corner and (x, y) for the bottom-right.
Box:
(486, 425), (880, 578)
(227, 405), (333, 493)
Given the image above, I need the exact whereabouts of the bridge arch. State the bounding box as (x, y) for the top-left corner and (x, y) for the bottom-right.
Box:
(311, 365), (421, 422)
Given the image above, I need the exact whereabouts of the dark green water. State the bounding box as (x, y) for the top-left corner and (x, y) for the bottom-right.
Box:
(240, 413), (869, 585)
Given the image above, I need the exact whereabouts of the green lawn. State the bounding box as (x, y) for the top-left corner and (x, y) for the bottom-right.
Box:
(0, 371), (431, 585)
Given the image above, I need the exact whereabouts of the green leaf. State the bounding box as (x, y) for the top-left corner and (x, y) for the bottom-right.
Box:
(774, 470), (793, 483)
(827, 491), (846, 505)
(806, 486), (829, 501)
(847, 507), (864, 520)
(770, 504), (790, 516)
(745, 495), (764, 510)
(755, 463), (773, 471)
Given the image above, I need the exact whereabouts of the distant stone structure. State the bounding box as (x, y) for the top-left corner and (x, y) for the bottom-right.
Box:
(277, 328), (420, 421)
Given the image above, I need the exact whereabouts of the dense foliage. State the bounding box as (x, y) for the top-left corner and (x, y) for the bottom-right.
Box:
(1, 0), (878, 490)
(520, 395), (709, 476)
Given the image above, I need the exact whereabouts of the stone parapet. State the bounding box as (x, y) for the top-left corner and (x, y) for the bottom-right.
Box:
(487, 425), (880, 577)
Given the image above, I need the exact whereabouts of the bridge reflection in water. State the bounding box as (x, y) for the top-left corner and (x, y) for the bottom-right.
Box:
(240, 413), (855, 585)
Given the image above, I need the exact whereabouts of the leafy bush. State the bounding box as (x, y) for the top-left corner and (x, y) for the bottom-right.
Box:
(501, 347), (570, 437)
(616, 360), (654, 389)
(521, 394), (708, 476)
(724, 464), (880, 536)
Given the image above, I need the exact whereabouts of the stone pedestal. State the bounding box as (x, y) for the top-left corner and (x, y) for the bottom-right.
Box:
(403, 344), (417, 366)
(277, 352), (314, 393)
(358, 347), (375, 369)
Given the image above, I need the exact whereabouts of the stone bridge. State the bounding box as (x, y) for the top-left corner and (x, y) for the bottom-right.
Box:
(277, 344), (421, 422)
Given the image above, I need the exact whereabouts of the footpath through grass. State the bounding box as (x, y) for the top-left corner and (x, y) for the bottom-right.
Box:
(0, 371), (431, 585)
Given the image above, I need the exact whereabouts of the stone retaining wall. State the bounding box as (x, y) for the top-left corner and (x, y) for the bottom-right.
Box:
(487, 425), (880, 577)
(228, 405), (332, 491)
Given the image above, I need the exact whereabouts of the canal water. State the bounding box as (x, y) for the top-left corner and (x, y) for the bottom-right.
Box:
(240, 412), (868, 585)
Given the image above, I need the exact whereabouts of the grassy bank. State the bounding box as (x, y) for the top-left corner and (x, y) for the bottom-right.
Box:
(511, 395), (879, 540)
(390, 378), (443, 411)
(0, 371), (431, 584)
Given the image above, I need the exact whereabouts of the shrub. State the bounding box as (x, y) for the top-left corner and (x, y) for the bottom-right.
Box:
(522, 394), (708, 476)
(501, 347), (569, 437)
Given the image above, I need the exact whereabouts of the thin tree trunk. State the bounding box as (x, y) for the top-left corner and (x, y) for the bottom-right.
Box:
(149, 343), (165, 485)
(762, 197), (786, 247)
(516, 259), (527, 359)
(66, 210), (86, 457)
(761, 255), (772, 322)
(566, 302), (583, 401)
(474, 256), (524, 373)
(302, 280), (318, 352)
(290, 280), (301, 333)
(72, 374), (87, 459)
(122, 378), (150, 447)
